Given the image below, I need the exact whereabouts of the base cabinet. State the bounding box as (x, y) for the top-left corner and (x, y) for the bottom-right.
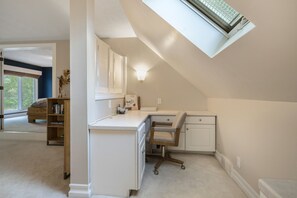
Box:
(151, 115), (216, 152)
(185, 124), (215, 152)
(90, 121), (146, 197)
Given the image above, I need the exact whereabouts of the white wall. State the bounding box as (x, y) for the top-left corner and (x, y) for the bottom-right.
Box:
(55, 40), (70, 97)
(208, 98), (297, 192)
(69, 1), (123, 195)
(104, 38), (207, 111)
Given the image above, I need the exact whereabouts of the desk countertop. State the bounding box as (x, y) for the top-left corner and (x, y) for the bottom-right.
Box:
(89, 110), (216, 131)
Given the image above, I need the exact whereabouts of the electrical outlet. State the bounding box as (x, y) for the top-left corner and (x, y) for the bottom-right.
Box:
(157, 98), (162, 105)
(108, 100), (111, 108)
(236, 156), (241, 168)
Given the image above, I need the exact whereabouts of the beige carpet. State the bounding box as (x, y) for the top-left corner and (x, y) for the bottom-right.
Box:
(0, 140), (246, 198)
(4, 116), (46, 133)
(0, 140), (69, 198)
(131, 154), (247, 198)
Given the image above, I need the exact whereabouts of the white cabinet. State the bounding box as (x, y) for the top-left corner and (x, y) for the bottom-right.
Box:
(185, 124), (215, 152)
(95, 37), (127, 99)
(96, 38), (110, 93)
(150, 115), (216, 152)
(185, 116), (216, 152)
(109, 51), (126, 94)
(90, 121), (146, 197)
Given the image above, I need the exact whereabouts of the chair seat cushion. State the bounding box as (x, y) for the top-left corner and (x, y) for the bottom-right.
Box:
(153, 131), (175, 143)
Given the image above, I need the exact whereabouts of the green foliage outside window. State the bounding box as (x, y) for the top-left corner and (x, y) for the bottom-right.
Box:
(4, 75), (18, 111)
(4, 75), (36, 113)
(22, 77), (35, 110)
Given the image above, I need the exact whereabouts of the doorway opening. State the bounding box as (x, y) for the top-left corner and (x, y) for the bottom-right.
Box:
(0, 43), (56, 138)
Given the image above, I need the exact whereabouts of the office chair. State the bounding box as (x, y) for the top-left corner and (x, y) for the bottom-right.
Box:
(148, 112), (187, 175)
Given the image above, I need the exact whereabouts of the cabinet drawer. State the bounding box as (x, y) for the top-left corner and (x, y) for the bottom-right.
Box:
(137, 122), (146, 142)
(186, 116), (215, 124)
(151, 115), (175, 123)
(138, 137), (145, 189)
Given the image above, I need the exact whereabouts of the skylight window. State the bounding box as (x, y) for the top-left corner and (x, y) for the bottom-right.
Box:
(182, 0), (248, 34)
(143, 0), (255, 57)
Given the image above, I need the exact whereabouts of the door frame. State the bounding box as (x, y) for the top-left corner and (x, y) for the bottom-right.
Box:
(0, 50), (3, 130)
(0, 43), (57, 132)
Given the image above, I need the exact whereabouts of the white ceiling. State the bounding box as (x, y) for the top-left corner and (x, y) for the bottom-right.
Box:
(0, 0), (135, 66)
(3, 47), (53, 67)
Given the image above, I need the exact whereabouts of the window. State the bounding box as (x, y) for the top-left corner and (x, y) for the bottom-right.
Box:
(4, 75), (38, 114)
(182, 0), (248, 34)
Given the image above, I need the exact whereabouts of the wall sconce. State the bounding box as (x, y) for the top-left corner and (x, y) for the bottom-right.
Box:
(136, 70), (147, 81)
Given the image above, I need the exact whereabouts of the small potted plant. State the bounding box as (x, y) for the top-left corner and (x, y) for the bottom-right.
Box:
(57, 69), (70, 98)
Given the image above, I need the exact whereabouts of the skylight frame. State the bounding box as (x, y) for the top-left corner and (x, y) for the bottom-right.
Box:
(181, 0), (246, 35)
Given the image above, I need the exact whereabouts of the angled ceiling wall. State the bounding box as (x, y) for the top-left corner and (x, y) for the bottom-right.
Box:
(121, 0), (297, 102)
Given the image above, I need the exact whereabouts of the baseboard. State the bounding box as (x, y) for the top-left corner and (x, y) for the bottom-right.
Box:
(215, 150), (232, 175)
(0, 131), (46, 141)
(215, 150), (259, 198)
(69, 183), (91, 198)
(231, 169), (259, 198)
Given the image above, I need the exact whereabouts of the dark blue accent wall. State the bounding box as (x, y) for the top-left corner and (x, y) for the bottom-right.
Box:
(4, 59), (52, 98)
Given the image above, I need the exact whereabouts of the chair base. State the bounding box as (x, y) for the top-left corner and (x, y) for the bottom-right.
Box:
(147, 145), (185, 175)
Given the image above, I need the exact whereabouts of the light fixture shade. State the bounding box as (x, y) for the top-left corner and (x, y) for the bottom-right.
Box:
(136, 70), (147, 81)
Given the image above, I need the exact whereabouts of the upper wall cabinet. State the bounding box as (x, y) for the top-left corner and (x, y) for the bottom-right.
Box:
(95, 37), (127, 100)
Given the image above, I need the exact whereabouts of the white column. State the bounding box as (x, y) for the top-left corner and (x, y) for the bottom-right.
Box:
(69, 0), (95, 197)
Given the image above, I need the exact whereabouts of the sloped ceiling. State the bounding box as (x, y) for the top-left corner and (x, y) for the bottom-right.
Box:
(121, 0), (297, 102)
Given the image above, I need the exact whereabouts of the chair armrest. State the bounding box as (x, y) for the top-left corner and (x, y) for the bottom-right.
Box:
(153, 127), (176, 132)
(152, 121), (172, 127)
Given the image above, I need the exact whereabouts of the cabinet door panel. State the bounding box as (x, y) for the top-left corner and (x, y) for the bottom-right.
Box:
(96, 38), (110, 93)
(112, 52), (124, 93)
(186, 125), (215, 152)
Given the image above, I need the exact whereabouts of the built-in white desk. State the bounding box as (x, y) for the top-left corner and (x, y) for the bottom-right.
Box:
(89, 110), (216, 198)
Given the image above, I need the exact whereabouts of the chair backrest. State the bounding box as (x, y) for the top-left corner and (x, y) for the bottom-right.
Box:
(172, 112), (187, 129)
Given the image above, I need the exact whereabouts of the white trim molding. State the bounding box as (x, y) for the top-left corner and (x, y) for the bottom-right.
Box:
(69, 183), (91, 198)
(215, 150), (259, 198)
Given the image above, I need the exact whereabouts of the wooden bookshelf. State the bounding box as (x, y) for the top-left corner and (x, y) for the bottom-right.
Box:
(46, 98), (70, 179)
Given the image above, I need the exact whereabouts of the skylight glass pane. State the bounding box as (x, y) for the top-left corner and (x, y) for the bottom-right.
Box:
(185, 0), (244, 33)
(194, 0), (240, 25)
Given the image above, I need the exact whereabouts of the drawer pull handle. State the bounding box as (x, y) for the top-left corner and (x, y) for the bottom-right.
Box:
(199, 119), (202, 121)
(167, 119), (170, 121)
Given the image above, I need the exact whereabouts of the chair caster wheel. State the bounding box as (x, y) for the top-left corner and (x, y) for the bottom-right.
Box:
(181, 164), (186, 170)
(154, 169), (159, 175)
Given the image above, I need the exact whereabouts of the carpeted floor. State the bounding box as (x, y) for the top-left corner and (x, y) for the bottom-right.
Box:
(131, 154), (247, 198)
(0, 140), (69, 198)
(0, 140), (247, 198)
(4, 116), (46, 133)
